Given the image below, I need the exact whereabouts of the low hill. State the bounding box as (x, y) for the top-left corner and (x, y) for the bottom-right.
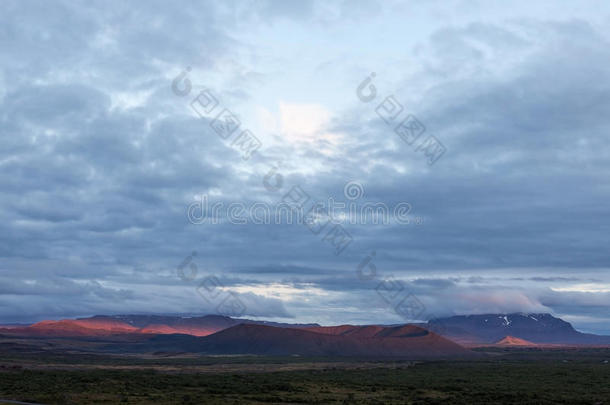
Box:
(494, 336), (536, 346)
(11, 319), (138, 336)
(189, 324), (473, 358)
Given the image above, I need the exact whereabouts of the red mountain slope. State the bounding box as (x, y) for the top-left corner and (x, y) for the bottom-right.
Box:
(138, 324), (217, 336)
(305, 325), (385, 338)
(494, 335), (536, 346)
(20, 319), (139, 336)
(0, 319), (222, 337)
(196, 324), (473, 358)
(306, 324), (431, 339)
(0, 315), (317, 337)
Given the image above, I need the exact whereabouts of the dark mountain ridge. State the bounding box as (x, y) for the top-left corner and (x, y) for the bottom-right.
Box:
(426, 313), (610, 345)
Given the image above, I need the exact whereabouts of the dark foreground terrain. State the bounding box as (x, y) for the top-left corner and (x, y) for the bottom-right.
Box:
(0, 348), (608, 404)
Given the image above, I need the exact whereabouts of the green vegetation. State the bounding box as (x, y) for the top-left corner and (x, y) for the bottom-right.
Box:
(0, 349), (608, 404)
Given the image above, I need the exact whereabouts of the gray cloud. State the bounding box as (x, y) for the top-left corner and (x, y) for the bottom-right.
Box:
(0, 1), (609, 334)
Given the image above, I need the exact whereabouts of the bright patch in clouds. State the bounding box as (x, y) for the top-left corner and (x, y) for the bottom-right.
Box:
(228, 283), (329, 302)
(260, 102), (341, 147)
(551, 284), (610, 293)
(110, 89), (154, 111)
(279, 102), (331, 139)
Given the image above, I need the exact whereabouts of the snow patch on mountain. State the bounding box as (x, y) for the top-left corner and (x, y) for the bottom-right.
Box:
(499, 315), (512, 326)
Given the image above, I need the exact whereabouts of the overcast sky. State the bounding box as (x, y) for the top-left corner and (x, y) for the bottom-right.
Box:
(1, 0), (609, 334)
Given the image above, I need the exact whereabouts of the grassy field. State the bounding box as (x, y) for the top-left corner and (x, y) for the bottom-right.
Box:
(0, 349), (608, 404)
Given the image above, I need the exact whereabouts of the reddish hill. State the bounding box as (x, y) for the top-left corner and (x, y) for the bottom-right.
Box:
(194, 324), (473, 358)
(305, 325), (386, 338)
(306, 324), (430, 339)
(0, 315), (318, 338)
(16, 319), (139, 336)
(1, 319), (221, 337)
(137, 324), (183, 335)
(138, 324), (217, 336)
(495, 336), (536, 346)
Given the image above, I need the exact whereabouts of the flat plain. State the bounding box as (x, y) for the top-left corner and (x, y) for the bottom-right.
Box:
(0, 342), (608, 404)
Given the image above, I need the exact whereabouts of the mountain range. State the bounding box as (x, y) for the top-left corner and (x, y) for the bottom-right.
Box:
(1, 313), (608, 358)
(0, 314), (318, 337)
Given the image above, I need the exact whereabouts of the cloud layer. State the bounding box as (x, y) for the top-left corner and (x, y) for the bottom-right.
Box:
(1, 0), (610, 334)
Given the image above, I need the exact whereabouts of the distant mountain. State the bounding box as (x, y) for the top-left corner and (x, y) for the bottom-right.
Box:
(426, 313), (610, 345)
(27, 318), (139, 336)
(4, 313), (608, 348)
(0, 323), (31, 329)
(131, 324), (474, 358)
(0, 314), (319, 337)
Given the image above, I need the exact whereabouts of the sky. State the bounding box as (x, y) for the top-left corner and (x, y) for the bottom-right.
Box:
(1, 0), (610, 334)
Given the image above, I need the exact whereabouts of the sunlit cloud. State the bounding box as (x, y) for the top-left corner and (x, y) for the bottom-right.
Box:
(551, 284), (610, 293)
(228, 283), (329, 302)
